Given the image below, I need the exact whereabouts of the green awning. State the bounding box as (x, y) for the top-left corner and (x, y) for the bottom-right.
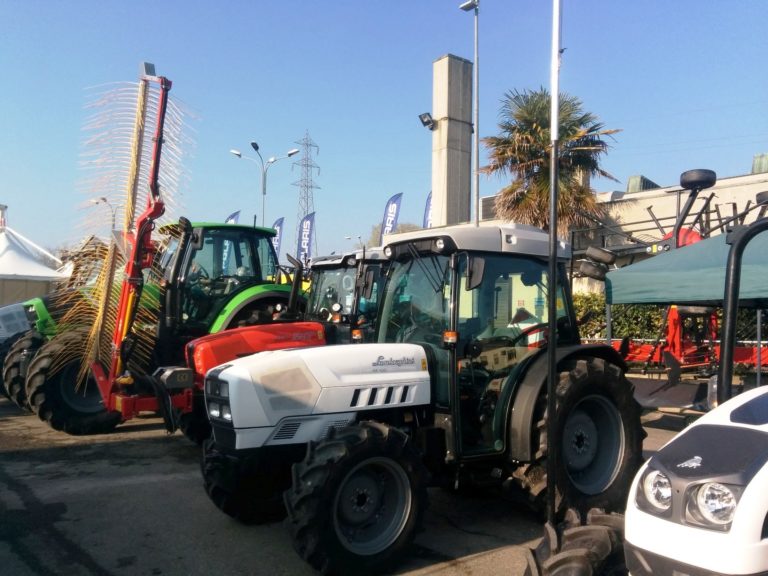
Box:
(605, 229), (768, 307)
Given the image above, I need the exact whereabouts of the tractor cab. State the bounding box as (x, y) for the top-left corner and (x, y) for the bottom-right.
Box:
(303, 248), (386, 342)
(156, 221), (294, 363)
(378, 226), (579, 457)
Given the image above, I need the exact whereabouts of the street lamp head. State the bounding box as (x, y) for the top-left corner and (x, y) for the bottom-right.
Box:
(419, 112), (436, 131)
(250, 141), (260, 153)
(230, 149), (242, 158)
(287, 148), (300, 157)
(459, 0), (478, 11)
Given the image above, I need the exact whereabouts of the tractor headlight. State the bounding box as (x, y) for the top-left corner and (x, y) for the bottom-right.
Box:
(205, 367), (233, 424)
(206, 377), (229, 398)
(640, 469), (673, 513)
(685, 482), (741, 530)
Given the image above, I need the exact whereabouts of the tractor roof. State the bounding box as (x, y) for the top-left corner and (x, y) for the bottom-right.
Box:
(383, 223), (570, 259)
(309, 247), (386, 269)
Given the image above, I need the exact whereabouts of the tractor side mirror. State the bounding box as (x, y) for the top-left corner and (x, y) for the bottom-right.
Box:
(362, 269), (375, 300)
(466, 256), (485, 291)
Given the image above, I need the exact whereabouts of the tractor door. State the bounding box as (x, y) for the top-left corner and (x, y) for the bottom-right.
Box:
(376, 253), (458, 451)
(453, 255), (578, 457)
(178, 226), (277, 333)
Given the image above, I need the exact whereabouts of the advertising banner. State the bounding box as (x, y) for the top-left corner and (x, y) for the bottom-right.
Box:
(378, 192), (403, 245)
(296, 212), (315, 264)
(271, 216), (284, 259)
(423, 191), (432, 229)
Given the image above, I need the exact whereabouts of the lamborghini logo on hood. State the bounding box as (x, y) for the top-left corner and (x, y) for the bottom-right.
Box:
(677, 456), (702, 469)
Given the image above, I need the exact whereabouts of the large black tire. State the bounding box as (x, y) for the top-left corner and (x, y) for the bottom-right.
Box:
(4, 330), (45, 411)
(201, 437), (289, 524)
(524, 508), (627, 576)
(0, 331), (25, 399)
(513, 356), (645, 516)
(26, 329), (121, 435)
(285, 421), (428, 576)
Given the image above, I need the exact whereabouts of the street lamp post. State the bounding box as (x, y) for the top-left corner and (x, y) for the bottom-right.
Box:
(230, 142), (300, 226)
(460, 0), (480, 226)
(90, 196), (116, 231)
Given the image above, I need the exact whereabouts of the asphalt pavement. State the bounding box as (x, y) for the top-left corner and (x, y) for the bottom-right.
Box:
(0, 398), (681, 576)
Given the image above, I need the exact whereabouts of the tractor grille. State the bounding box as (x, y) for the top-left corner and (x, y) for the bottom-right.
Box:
(322, 419), (353, 439)
(273, 421), (301, 440)
(350, 385), (410, 408)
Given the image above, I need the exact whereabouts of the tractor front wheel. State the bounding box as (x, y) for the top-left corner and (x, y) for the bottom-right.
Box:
(4, 330), (45, 411)
(524, 508), (627, 576)
(285, 421), (428, 575)
(201, 438), (289, 524)
(0, 331), (25, 399)
(26, 330), (120, 435)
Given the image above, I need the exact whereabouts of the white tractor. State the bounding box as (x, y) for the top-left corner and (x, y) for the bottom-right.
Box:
(202, 223), (645, 575)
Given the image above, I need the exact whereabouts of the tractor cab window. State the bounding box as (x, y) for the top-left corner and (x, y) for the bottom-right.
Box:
(456, 254), (574, 454)
(307, 265), (358, 318)
(377, 253), (453, 405)
(181, 228), (274, 323)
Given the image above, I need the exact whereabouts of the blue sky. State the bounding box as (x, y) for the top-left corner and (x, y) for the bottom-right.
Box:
(2, 1), (768, 258)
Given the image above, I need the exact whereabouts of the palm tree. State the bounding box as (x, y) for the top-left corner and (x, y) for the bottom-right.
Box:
(482, 88), (619, 233)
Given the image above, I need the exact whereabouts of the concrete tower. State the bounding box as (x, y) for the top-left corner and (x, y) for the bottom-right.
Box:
(429, 54), (473, 226)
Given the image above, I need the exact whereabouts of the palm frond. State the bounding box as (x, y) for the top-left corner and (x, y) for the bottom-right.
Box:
(484, 87), (619, 232)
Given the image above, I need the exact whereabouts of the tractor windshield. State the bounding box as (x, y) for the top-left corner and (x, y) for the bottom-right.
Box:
(306, 262), (385, 323)
(377, 254), (452, 344)
(307, 264), (359, 317)
(181, 227), (278, 324)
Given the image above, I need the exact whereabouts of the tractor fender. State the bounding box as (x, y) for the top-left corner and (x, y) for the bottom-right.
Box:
(507, 343), (627, 463)
(209, 285), (299, 332)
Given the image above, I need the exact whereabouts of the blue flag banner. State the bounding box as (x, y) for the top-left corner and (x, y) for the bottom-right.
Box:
(271, 217), (285, 260)
(423, 191), (432, 229)
(225, 210), (241, 224)
(379, 192), (403, 245)
(296, 212), (315, 264)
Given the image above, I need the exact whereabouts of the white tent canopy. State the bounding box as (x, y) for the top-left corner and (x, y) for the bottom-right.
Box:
(0, 226), (67, 281)
(0, 205), (69, 306)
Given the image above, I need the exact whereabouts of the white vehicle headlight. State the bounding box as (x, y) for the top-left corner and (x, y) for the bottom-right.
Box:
(221, 404), (232, 422)
(688, 482), (739, 528)
(208, 402), (221, 419)
(641, 469), (672, 512)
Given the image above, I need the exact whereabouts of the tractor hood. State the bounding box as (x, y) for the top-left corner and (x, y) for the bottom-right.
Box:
(209, 343), (432, 432)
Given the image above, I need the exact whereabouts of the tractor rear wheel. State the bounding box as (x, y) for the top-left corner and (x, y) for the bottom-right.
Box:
(514, 356), (645, 516)
(285, 421), (428, 575)
(0, 331), (25, 399)
(201, 437), (288, 524)
(26, 329), (120, 435)
(4, 330), (45, 411)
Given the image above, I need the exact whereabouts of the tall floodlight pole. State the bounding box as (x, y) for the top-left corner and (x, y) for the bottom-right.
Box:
(230, 143), (299, 226)
(460, 0), (480, 226)
(546, 0), (562, 530)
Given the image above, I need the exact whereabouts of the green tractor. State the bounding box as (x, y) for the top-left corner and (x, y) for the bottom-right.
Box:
(22, 218), (300, 435)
